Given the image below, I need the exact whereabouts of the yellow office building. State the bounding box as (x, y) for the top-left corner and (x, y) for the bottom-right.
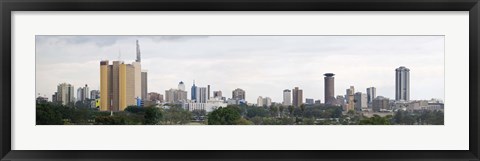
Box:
(100, 60), (137, 111)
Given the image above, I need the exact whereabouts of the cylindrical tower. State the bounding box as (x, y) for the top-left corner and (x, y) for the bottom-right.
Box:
(324, 73), (335, 105)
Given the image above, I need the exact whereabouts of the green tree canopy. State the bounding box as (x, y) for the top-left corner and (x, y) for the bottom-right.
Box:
(207, 107), (242, 125)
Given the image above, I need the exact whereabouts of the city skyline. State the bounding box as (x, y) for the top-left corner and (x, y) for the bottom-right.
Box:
(36, 36), (444, 103)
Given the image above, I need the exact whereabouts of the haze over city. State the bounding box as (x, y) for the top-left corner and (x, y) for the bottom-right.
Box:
(36, 35), (444, 103)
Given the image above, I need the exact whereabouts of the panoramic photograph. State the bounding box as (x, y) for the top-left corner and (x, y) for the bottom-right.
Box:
(35, 35), (445, 125)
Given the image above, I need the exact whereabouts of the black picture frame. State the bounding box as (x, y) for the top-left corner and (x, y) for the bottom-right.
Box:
(1, 0), (479, 161)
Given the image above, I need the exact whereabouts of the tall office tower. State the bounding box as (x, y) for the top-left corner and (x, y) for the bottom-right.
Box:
(232, 88), (246, 100)
(292, 87), (303, 107)
(283, 89), (292, 106)
(178, 81), (185, 91)
(177, 90), (188, 103)
(100, 60), (137, 111)
(90, 90), (100, 99)
(196, 87), (207, 103)
(324, 73), (335, 105)
(395, 66), (410, 101)
(57, 83), (75, 106)
(354, 92), (368, 111)
(83, 84), (90, 100)
(165, 89), (176, 103)
(77, 88), (84, 102)
(191, 81), (197, 101)
(120, 63), (136, 111)
(257, 96), (264, 106)
(345, 86), (355, 111)
(213, 91), (222, 98)
(366, 87), (376, 104)
(141, 71), (148, 100)
(263, 97), (272, 107)
(207, 85), (211, 99)
(77, 84), (90, 102)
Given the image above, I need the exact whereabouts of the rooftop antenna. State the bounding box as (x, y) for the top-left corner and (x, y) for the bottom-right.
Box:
(136, 40), (141, 62)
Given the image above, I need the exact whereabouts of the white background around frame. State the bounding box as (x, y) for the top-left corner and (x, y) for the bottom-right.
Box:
(12, 11), (468, 150)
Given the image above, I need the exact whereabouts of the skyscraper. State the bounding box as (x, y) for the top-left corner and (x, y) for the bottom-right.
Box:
(141, 71), (147, 100)
(395, 66), (410, 101)
(76, 84), (90, 102)
(345, 86), (355, 111)
(196, 87), (207, 103)
(77, 88), (83, 102)
(77, 84), (90, 102)
(354, 92), (368, 111)
(56, 83), (75, 106)
(100, 60), (136, 111)
(263, 97), (272, 107)
(133, 40), (142, 101)
(257, 96), (263, 106)
(372, 96), (390, 112)
(178, 81), (185, 91)
(232, 88), (246, 100)
(191, 81), (197, 101)
(292, 87), (303, 107)
(283, 89), (291, 106)
(207, 85), (211, 99)
(366, 87), (376, 104)
(324, 73), (335, 105)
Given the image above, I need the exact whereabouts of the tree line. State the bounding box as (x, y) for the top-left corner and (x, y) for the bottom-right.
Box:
(37, 102), (444, 125)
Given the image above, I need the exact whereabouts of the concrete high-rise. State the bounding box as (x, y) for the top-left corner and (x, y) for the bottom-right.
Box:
(76, 84), (90, 102)
(283, 89), (292, 106)
(372, 96), (390, 112)
(366, 87), (376, 104)
(232, 88), (246, 100)
(324, 73), (335, 105)
(395, 66), (410, 101)
(100, 60), (136, 111)
(354, 92), (367, 111)
(292, 87), (303, 107)
(141, 71), (147, 100)
(196, 87), (207, 103)
(345, 86), (355, 111)
(56, 83), (75, 106)
(207, 85), (211, 99)
(257, 96), (263, 106)
(263, 97), (272, 107)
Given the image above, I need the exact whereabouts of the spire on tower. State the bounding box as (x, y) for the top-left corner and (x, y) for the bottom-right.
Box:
(136, 40), (141, 62)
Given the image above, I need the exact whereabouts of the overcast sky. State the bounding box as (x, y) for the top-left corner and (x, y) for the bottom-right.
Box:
(36, 35), (444, 103)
